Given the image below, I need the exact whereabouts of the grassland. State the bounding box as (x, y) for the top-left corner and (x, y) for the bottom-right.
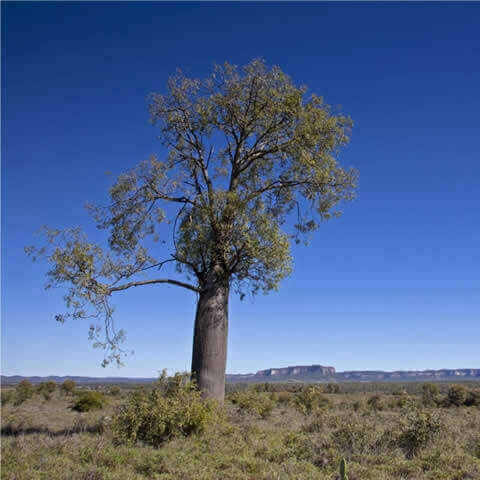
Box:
(1, 381), (480, 479)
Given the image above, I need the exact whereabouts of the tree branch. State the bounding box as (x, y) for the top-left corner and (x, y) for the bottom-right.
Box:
(108, 278), (200, 294)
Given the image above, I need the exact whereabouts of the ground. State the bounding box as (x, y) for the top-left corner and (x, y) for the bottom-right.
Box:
(1, 381), (480, 479)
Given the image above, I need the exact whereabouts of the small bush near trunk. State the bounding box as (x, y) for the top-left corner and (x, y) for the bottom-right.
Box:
(111, 372), (216, 447)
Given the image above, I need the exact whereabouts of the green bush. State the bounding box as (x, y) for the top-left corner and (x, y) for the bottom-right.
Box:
(109, 386), (121, 396)
(36, 380), (57, 400)
(352, 400), (363, 412)
(332, 420), (372, 456)
(422, 383), (439, 407)
(1, 390), (14, 406)
(398, 406), (443, 458)
(324, 383), (341, 394)
(111, 371), (216, 447)
(14, 379), (34, 405)
(294, 386), (330, 415)
(72, 391), (107, 412)
(229, 389), (275, 418)
(45, 380), (57, 393)
(464, 389), (480, 407)
(302, 409), (326, 433)
(252, 383), (274, 393)
(276, 391), (293, 405)
(61, 379), (76, 395)
(282, 432), (313, 461)
(447, 385), (467, 406)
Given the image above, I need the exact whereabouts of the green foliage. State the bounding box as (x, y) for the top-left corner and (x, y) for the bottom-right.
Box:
(276, 391), (293, 405)
(333, 420), (372, 456)
(109, 386), (121, 396)
(229, 389), (275, 418)
(1, 390), (14, 406)
(294, 386), (330, 415)
(350, 400), (363, 412)
(447, 384), (467, 406)
(421, 383), (439, 407)
(464, 389), (480, 407)
(324, 383), (341, 393)
(36, 381), (57, 400)
(14, 379), (34, 405)
(282, 432), (313, 462)
(340, 458), (349, 480)
(61, 380), (76, 395)
(26, 58), (357, 365)
(72, 391), (107, 412)
(111, 372), (216, 447)
(398, 405), (443, 458)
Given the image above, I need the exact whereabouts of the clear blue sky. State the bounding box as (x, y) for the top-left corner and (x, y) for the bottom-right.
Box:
(2, 2), (479, 378)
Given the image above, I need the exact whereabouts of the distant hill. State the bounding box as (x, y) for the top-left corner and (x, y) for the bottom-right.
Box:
(227, 366), (480, 383)
(0, 375), (157, 385)
(3, 365), (479, 385)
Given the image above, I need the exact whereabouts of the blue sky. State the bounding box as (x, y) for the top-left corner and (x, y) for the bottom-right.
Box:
(2, 2), (479, 377)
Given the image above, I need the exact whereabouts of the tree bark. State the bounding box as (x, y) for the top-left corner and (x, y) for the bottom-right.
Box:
(191, 268), (229, 404)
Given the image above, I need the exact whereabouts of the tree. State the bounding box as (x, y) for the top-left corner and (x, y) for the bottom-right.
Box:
(447, 384), (466, 407)
(421, 382), (439, 407)
(60, 379), (76, 396)
(26, 59), (358, 403)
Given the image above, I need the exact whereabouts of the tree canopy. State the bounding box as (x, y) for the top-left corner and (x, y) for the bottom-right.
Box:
(26, 59), (358, 369)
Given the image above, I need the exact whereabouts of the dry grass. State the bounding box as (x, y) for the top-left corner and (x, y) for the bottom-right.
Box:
(1, 384), (480, 479)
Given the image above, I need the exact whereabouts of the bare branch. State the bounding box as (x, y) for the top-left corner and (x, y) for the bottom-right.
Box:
(108, 278), (200, 294)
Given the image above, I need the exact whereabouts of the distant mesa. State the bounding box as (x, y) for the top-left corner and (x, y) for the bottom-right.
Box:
(256, 364), (336, 377)
(2, 366), (479, 385)
(225, 366), (480, 383)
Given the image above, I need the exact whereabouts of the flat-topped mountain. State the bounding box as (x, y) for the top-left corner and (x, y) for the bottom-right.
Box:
(256, 364), (336, 377)
(226, 366), (480, 383)
(2, 367), (479, 385)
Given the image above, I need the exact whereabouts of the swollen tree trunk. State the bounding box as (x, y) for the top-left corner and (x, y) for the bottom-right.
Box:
(191, 267), (229, 404)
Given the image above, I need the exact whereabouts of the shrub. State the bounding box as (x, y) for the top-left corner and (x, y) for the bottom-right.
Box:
(324, 383), (341, 394)
(464, 389), (480, 407)
(302, 409), (326, 433)
(36, 380), (57, 399)
(45, 380), (57, 393)
(282, 432), (313, 461)
(447, 385), (467, 406)
(422, 383), (439, 407)
(252, 383), (274, 393)
(14, 379), (34, 405)
(111, 371), (216, 447)
(333, 420), (372, 455)
(367, 394), (383, 412)
(61, 379), (76, 395)
(294, 386), (330, 415)
(109, 386), (121, 396)
(276, 391), (293, 405)
(352, 400), (363, 412)
(398, 406), (443, 458)
(395, 392), (410, 408)
(230, 389), (275, 418)
(72, 391), (107, 412)
(1, 390), (14, 406)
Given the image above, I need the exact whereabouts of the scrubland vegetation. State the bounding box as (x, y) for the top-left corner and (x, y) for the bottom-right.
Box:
(1, 377), (480, 479)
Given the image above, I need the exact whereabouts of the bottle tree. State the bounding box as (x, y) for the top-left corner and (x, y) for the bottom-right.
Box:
(27, 59), (358, 403)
